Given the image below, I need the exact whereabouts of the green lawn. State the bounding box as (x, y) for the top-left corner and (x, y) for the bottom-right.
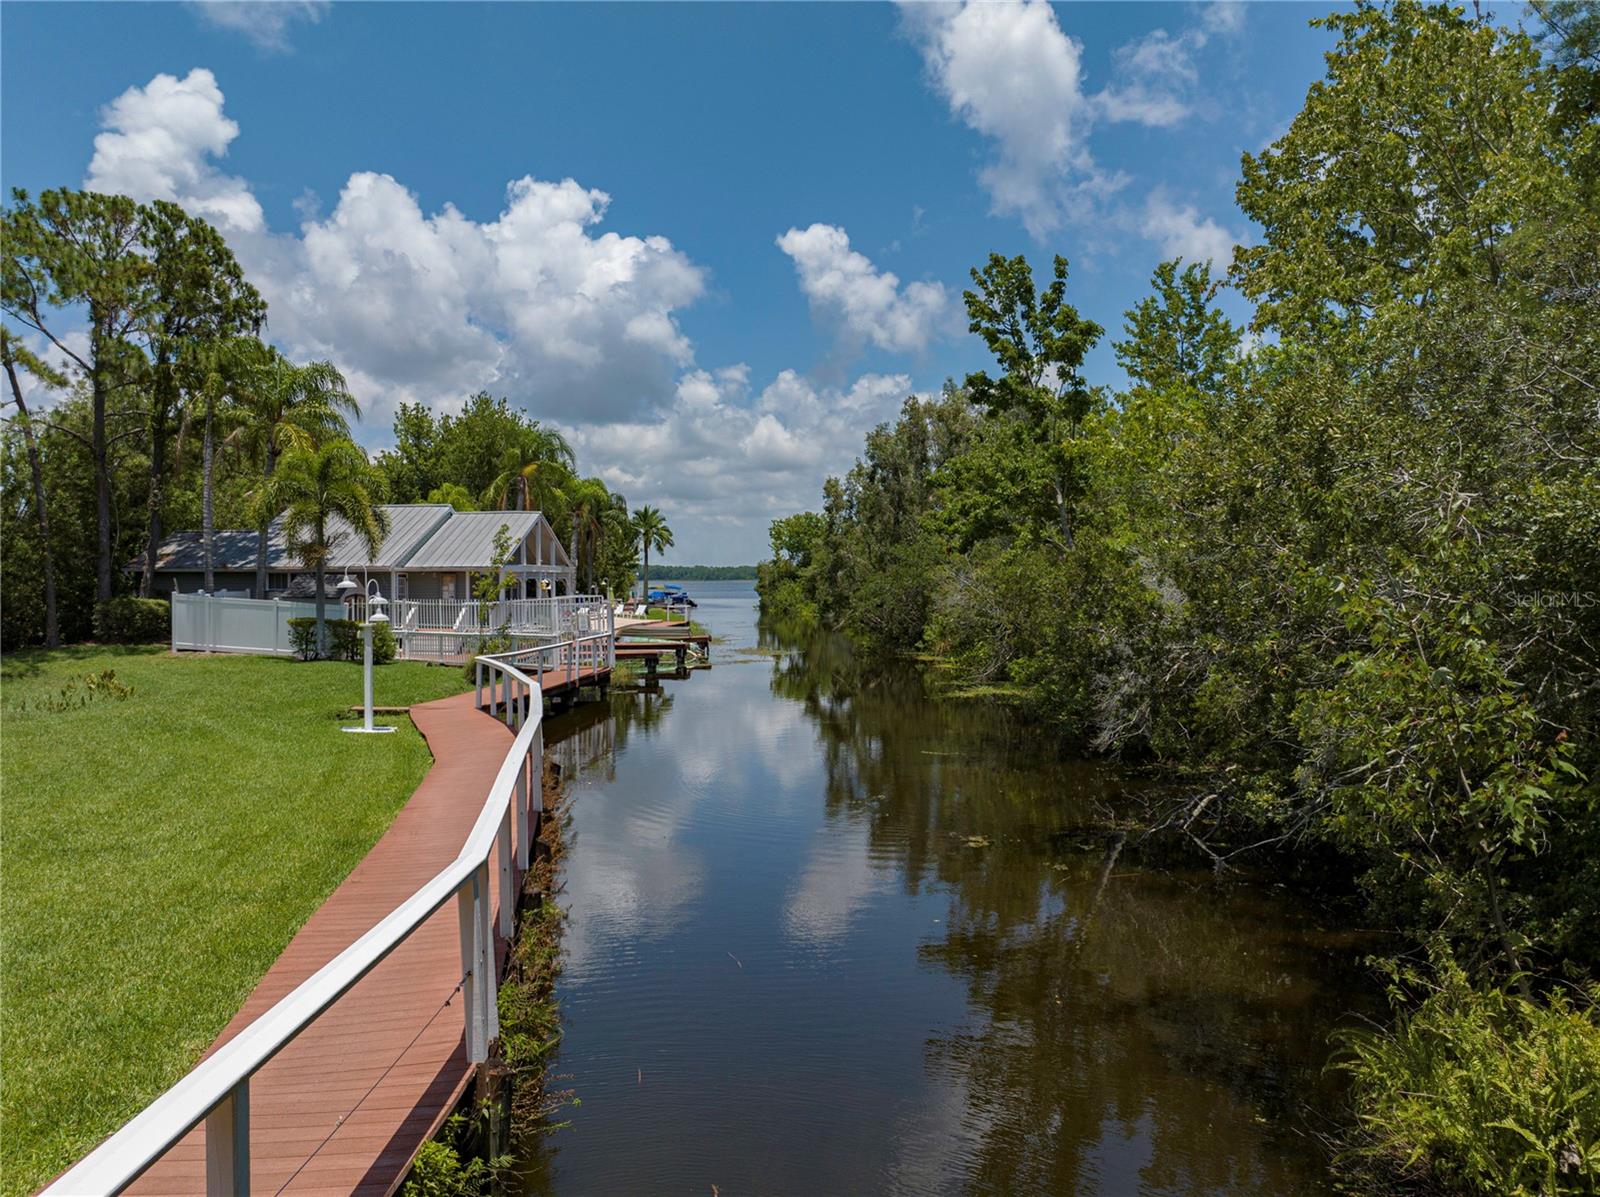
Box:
(0, 646), (469, 1196)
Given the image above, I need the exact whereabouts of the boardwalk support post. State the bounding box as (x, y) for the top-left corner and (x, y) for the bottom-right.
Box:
(204, 1079), (249, 1197)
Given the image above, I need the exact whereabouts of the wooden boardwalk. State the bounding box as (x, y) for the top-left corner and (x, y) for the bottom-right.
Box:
(127, 693), (516, 1197)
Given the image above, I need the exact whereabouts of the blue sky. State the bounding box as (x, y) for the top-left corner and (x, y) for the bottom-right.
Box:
(2, 1), (1336, 563)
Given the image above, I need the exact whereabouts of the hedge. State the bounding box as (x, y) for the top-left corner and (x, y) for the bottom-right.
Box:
(94, 597), (170, 644)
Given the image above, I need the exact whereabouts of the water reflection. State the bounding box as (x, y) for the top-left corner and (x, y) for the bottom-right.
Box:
(526, 586), (1367, 1196)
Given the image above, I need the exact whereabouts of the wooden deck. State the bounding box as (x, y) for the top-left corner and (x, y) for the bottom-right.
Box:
(127, 693), (517, 1197)
(537, 660), (611, 700)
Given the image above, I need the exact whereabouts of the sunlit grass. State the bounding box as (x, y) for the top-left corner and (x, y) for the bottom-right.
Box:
(0, 646), (469, 1196)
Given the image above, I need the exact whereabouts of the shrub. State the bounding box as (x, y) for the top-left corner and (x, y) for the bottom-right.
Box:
(372, 620), (397, 665)
(397, 1127), (494, 1197)
(285, 617), (394, 663)
(93, 596), (169, 644)
(327, 619), (362, 662)
(1336, 953), (1600, 1196)
(463, 634), (514, 682)
(286, 617), (319, 661)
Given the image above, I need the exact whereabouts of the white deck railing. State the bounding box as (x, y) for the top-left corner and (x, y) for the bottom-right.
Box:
(44, 649), (548, 1196)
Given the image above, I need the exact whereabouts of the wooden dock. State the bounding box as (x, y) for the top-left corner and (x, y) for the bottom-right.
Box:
(535, 660), (611, 702)
(124, 693), (520, 1196)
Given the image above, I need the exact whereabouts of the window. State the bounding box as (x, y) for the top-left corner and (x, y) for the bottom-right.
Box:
(396, 574), (409, 602)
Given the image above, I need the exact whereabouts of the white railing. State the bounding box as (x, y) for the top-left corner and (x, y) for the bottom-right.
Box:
(385, 596), (616, 669)
(45, 651), (547, 1196)
(171, 593), (319, 656)
(355, 595), (612, 638)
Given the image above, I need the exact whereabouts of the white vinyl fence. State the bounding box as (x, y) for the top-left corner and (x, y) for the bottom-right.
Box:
(171, 593), (320, 656)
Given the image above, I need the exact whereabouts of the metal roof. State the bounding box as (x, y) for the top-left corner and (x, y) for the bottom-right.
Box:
(322, 504), (453, 569)
(142, 529), (267, 573)
(404, 511), (544, 570)
(134, 505), (564, 574)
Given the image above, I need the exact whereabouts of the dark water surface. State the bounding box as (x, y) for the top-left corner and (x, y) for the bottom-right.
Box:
(527, 582), (1368, 1196)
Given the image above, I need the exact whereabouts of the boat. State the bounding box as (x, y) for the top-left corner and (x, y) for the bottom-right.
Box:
(646, 584), (697, 609)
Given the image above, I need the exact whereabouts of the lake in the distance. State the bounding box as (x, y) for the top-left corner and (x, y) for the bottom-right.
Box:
(524, 580), (1369, 1196)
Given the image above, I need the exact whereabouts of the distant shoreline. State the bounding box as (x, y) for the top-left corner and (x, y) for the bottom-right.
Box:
(643, 565), (758, 581)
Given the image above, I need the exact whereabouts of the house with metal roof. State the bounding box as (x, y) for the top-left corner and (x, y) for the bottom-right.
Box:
(133, 504), (575, 601)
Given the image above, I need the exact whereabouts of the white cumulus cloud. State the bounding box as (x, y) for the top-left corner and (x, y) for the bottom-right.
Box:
(901, 0), (1115, 239)
(87, 68), (264, 235)
(83, 69), (707, 429)
(187, 1), (327, 52)
(776, 223), (954, 354)
(900, 1), (1246, 242)
(1139, 188), (1240, 266)
(568, 366), (913, 560)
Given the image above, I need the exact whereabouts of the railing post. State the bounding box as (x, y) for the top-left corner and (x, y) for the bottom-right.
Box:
(457, 876), (484, 1063)
(475, 660), (483, 710)
(498, 806), (515, 939)
(488, 665), (499, 719)
(204, 1079), (249, 1197)
(477, 862), (499, 1044)
(514, 764), (530, 872)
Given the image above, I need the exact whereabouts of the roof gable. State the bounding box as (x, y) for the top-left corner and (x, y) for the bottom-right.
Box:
(404, 511), (542, 570)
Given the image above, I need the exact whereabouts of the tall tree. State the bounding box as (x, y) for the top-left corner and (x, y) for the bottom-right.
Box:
(632, 504), (673, 601)
(1113, 259), (1239, 399)
(3, 189), (153, 605)
(137, 200), (265, 597)
(1, 329), (67, 645)
(257, 439), (388, 655)
(232, 346), (357, 596)
(961, 253), (1102, 547)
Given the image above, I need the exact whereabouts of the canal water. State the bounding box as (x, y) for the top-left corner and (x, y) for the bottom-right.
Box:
(528, 582), (1368, 1195)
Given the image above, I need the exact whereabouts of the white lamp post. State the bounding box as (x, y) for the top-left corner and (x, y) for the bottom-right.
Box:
(342, 579), (394, 735)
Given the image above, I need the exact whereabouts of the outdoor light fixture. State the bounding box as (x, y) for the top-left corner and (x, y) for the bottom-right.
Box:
(343, 579), (396, 736)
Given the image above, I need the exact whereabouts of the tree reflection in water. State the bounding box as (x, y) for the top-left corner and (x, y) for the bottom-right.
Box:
(763, 619), (1374, 1196)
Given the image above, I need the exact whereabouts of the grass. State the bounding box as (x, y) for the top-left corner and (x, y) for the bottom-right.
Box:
(0, 645), (469, 1196)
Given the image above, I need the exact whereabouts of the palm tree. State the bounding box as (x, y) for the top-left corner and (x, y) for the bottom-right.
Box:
(256, 440), (388, 656)
(632, 505), (673, 602)
(233, 347), (358, 596)
(565, 477), (613, 592)
(483, 426), (573, 512)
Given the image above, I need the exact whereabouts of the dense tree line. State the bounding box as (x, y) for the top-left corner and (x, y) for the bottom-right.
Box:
(757, 4), (1600, 1191)
(644, 564), (758, 581)
(2, 196), (662, 652)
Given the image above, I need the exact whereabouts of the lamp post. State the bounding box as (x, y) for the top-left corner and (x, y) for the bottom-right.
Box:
(342, 579), (394, 735)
